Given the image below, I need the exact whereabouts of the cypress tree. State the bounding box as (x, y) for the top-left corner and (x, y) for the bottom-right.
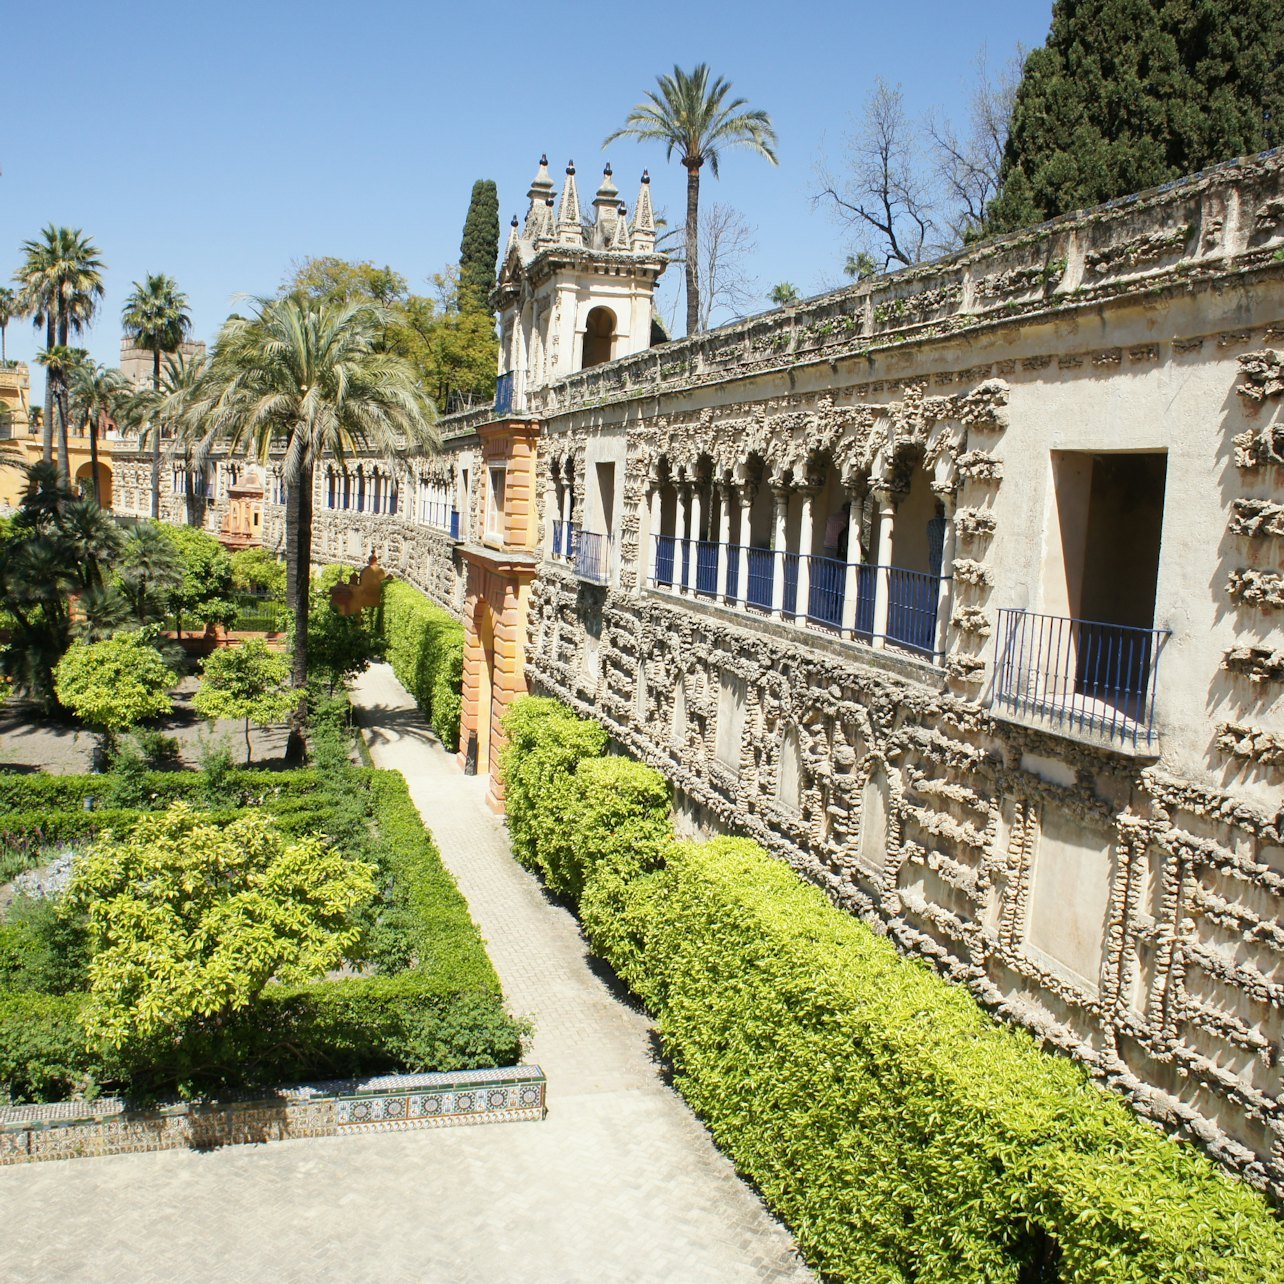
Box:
(987, 0), (1284, 232)
(459, 180), (500, 309)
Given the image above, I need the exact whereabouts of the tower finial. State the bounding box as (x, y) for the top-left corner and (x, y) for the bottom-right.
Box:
(592, 161), (622, 234)
(631, 171), (656, 251)
(557, 158), (584, 245)
(524, 154), (556, 238)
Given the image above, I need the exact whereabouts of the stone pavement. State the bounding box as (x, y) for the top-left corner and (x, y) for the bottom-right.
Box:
(0, 664), (812, 1283)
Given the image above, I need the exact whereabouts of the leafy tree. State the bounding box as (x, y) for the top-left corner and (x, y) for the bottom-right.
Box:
(230, 547), (286, 598)
(281, 257), (497, 408)
(157, 522), (237, 636)
(309, 565), (381, 693)
(118, 523), (185, 625)
(0, 465), (123, 709)
(175, 297), (437, 761)
(605, 64), (778, 336)
(121, 273), (191, 518)
(193, 639), (295, 763)
(53, 632), (175, 762)
(14, 226), (105, 465)
(769, 282), (800, 306)
(64, 803), (376, 1079)
(988, 0), (1284, 232)
(459, 179), (500, 307)
(285, 257), (408, 306)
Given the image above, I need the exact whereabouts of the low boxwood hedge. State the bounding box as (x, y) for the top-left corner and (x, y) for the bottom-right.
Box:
(500, 695), (1284, 1283)
(381, 580), (465, 750)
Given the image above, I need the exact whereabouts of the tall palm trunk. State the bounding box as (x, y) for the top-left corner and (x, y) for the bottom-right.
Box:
(55, 382), (71, 488)
(685, 161), (702, 335)
(88, 409), (102, 507)
(284, 453), (314, 765)
(41, 317), (55, 463)
(150, 348), (161, 518)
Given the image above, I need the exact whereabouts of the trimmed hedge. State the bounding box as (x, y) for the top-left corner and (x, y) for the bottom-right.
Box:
(0, 768), (523, 1101)
(500, 695), (1284, 1284)
(381, 580), (465, 751)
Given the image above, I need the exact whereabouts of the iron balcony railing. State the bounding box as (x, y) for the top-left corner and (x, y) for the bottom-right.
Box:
(494, 371), (514, 416)
(552, 519), (578, 561)
(649, 536), (949, 660)
(574, 530), (611, 584)
(422, 500), (459, 535)
(992, 608), (1170, 749)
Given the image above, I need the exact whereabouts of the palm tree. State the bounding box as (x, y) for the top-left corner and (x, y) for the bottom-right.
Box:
(605, 64), (777, 336)
(68, 360), (131, 506)
(35, 345), (87, 488)
(0, 287), (18, 364)
(121, 273), (191, 518)
(179, 297), (437, 760)
(14, 226), (106, 463)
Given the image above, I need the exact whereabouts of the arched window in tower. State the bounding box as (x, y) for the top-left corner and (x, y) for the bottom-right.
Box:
(581, 306), (616, 370)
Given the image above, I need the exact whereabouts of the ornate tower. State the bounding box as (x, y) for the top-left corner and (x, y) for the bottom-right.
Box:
(494, 157), (667, 410)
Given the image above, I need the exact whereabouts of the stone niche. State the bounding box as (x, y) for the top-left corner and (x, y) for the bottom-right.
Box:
(1024, 806), (1116, 996)
(716, 671), (747, 772)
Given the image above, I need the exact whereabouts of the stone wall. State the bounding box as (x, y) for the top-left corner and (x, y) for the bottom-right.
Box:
(116, 149), (1284, 1195)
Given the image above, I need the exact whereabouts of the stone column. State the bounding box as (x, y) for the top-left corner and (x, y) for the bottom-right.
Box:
(544, 473), (558, 558)
(716, 482), (732, 599)
(934, 491), (957, 660)
(871, 489), (896, 648)
(770, 484), (789, 619)
(795, 488), (814, 627)
(645, 480), (662, 589)
(690, 484), (705, 593)
(736, 485), (753, 610)
(841, 492), (863, 636)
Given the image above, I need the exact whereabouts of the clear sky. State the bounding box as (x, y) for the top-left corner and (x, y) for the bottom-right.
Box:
(1, 0), (1054, 398)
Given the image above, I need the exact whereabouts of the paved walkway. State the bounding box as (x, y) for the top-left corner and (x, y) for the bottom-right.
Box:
(0, 664), (811, 1283)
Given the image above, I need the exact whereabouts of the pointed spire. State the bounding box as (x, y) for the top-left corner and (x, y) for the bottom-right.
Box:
(523, 153), (555, 238)
(631, 170), (655, 251)
(557, 160), (584, 245)
(592, 162), (621, 230)
(535, 195), (556, 244)
(611, 203), (631, 250)
(504, 214), (519, 257)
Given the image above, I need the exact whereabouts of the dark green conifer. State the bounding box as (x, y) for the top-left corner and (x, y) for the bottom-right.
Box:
(987, 0), (1284, 232)
(459, 180), (500, 309)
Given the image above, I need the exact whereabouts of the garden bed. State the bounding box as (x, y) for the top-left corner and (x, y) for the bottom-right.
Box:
(0, 763), (526, 1106)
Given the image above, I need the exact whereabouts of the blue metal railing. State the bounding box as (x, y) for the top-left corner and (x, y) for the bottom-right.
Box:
(655, 534), (677, 586)
(993, 608), (1169, 749)
(575, 530), (611, 584)
(423, 500), (455, 531)
(494, 371), (514, 416)
(885, 566), (945, 656)
(745, 547), (775, 610)
(553, 519), (578, 561)
(695, 540), (719, 596)
(725, 544), (740, 600)
(807, 553), (848, 629)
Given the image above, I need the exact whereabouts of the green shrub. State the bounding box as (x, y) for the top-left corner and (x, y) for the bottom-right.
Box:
(499, 697), (607, 874)
(381, 579), (465, 750)
(0, 992), (97, 1102)
(500, 695), (1284, 1284)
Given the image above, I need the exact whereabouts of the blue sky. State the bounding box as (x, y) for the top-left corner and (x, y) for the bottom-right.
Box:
(1, 0), (1053, 396)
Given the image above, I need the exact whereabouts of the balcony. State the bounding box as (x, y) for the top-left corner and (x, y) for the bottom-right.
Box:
(494, 371), (514, 417)
(422, 500), (461, 540)
(552, 519), (578, 562)
(649, 536), (949, 661)
(574, 530), (611, 585)
(991, 608), (1169, 751)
